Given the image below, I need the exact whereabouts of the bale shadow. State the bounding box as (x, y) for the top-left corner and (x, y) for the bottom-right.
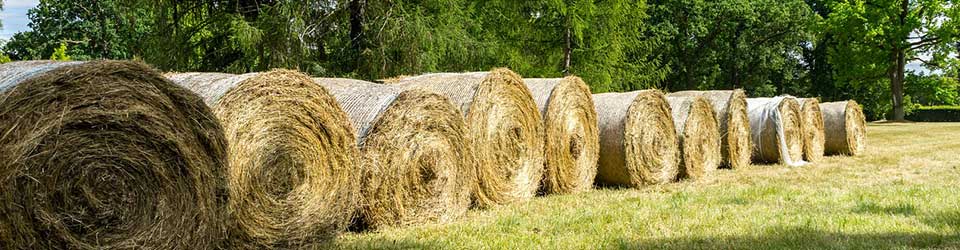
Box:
(619, 227), (960, 250)
(322, 237), (442, 250)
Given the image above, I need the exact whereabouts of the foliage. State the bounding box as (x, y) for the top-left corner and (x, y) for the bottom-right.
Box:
(823, 0), (960, 120)
(49, 42), (70, 61)
(905, 72), (959, 106)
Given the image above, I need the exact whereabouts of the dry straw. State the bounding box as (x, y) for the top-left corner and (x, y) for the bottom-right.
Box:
(524, 77), (599, 194)
(593, 90), (680, 187)
(746, 97), (804, 166)
(820, 100), (867, 155)
(797, 98), (826, 162)
(314, 78), (474, 229)
(668, 90), (751, 169)
(390, 69), (544, 207)
(167, 70), (360, 248)
(666, 96), (721, 180)
(0, 61), (228, 249)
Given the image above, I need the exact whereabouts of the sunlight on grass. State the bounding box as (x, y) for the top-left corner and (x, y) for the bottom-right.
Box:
(328, 123), (960, 249)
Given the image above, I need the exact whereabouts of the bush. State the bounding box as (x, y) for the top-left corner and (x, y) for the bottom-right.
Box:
(905, 105), (960, 122)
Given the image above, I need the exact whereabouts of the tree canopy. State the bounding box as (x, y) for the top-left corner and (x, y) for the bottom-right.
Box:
(2, 0), (958, 120)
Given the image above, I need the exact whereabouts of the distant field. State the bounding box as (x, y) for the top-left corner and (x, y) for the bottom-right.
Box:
(329, 123), (960, 250)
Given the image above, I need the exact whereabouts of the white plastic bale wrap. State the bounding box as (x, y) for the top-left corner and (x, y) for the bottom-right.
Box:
(747, 97), (806, 166)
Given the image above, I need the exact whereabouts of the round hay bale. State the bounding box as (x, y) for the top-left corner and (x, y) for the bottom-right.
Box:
(746, 97), (804, 166)
(0, 60), (228, 249)
(666, 96), (721, 180)
(592, 90), (680, 187)
(314, 78), (474, 229)
(820, 100), (867, 155)
(524, 77), (599, 194)
(392, 69), (544, 207)
(797, 98), (826, 162)
(667, 90), (751, 169)
(167, 71), (360, 248)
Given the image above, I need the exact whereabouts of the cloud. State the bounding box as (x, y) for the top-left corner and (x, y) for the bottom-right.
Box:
(3, 0), (39, 9)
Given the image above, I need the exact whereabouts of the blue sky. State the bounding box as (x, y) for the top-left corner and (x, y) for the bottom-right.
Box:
(1, 0), (39, 40)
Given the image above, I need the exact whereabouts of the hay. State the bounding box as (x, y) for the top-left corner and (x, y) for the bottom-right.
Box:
(393, 69), (544, 207)
(668, 90), (751, 169)
(746, 97), (805, 166)
(167, 71), (360, 248)
(797, 98), (826, 162)
(0, 61), (228, 249)
(820, 100), (867, 156)
(593, 90), (680, 187)
(524, 77), (599, 194)
(666, 96), (721, 180)
(314, 78), (474, 229)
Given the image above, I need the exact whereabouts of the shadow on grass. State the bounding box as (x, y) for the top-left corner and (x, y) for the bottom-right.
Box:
(852, 201), (916, 216)
(322, 237), (442, 250)
(619, 227), (959, 250)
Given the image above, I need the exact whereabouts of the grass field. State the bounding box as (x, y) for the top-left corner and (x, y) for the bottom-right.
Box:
(330, 123), (960, 249)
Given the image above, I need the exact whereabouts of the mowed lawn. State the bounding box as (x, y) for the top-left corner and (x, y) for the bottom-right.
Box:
(330, 123), (960, 249)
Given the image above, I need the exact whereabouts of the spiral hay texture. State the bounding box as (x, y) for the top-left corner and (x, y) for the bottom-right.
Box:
(524, 77), (599, 194)
(820, 100), (867, 156)
(797, 98), (826, 162)
(393, 69), (544, 207)
(666, 96), (721, 180)
(314, 78), (474, 229)
(0, 61), (228, 249)
(747, 97), (804, 166)
(593, 90), (680, 187)
(167, 71), (360, 248)
(668, 90), (751, 169)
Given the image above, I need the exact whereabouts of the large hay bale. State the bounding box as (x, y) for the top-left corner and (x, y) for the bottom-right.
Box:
(391, 69), (544, 207)
(820, 100), (867, 155)
(666, 96), (721, 180)
(668, 90), (751, 169)
(797, 98), (826, 162)
(592, 90), (680, 187)
(314, 78), (473, 229)
(746, 97), (805, 166)
(0, 61), (228, 249)
(167, 71), (360, 248)
(524, 77), (599, 194)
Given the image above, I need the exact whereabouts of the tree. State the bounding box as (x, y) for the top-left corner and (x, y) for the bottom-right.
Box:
(49, 42), (71, 61)
(644, 0), (816, 94)
(3, 0), (148, 61)
(826, 0), (960, 120)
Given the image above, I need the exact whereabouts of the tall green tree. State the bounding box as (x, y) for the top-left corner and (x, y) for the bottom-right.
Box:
(644, 0), (816, 94)
(826, 0), (960, 120)
(3, 0), (147, 60)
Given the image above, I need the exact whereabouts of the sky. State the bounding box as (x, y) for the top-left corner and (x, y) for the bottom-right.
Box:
(0, 0), (38, 41)
(0, 0), (935, 74)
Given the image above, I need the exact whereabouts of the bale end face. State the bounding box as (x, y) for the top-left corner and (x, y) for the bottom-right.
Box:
(525, 77), (599, 195)
(799, 98), (826, 162)
(667, 96), (721, 180)
(0, 61), (228, 249)
(595, 90), (679, 187)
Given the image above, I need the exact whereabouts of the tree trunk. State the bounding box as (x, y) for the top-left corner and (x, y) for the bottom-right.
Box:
(562, 25), (572, 76)
(349, 0), (366, 68)
(891, 48), (906, 121)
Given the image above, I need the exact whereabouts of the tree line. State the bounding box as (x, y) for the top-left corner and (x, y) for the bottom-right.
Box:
(2, 0), (959, 120)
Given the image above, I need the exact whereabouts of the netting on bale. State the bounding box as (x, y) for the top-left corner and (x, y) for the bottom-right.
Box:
(747, 97), (805, 166)
(314, 78), (474, 230)
(820, 100), (867, 156)
(167, 71), (360, 248)
(391, 69), (544, 208)
(668, 90), (751, 169)
(524, 77), (599, 195)
(593, 90), (679, 187)
(797, 98), (826, 162)
(0, 61), (228, 249)
(666, 96), (721, 180)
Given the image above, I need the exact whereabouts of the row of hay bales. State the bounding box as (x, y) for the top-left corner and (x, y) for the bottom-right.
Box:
(0, 60), (867, 249)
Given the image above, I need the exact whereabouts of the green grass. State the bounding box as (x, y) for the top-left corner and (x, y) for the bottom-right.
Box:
(329, 123), (960, 249)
